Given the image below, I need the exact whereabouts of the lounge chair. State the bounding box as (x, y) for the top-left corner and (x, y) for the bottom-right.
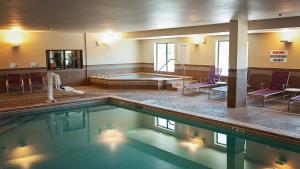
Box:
(183, 68), (222, 93)
(247, 71), (290, 106)
(29, 73), (45, 92)
(208, 85), (228, 99)
(6, 74), (24, 94)
(288, 95), (300, 111)
(208, 69), (251, 99)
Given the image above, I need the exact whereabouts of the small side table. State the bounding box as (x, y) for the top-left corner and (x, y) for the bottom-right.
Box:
(215, 81), (227, 86)
(284, 88), (300, 101)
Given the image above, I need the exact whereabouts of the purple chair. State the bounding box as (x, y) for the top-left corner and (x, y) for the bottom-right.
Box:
(247, 71), (290, 106)
(29, 73), (45, 92)
(6, 74), (24, 94)
(184, 68), (222, 93)
(288, 95), (300, 111)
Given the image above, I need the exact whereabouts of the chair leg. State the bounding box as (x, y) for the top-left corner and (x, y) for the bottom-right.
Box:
(262, 97), (266, 107)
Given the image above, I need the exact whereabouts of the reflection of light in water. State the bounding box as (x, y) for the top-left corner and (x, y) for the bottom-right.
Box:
(180, 137), (203, 153)
(98, 129), (126, 151)
(11, 145), (33, 159)
(7, 154), (46, 169)
(268, 163), (293, 169)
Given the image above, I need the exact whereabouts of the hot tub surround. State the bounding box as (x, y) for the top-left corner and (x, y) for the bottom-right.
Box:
(88, 72), (193, 89)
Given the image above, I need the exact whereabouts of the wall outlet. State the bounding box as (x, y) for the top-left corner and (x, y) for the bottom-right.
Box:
(9, 63), (17, 68)
(31, 62), (38, 68)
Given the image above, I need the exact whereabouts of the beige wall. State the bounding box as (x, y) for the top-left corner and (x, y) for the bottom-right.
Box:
(141, 36), (228, 65)
(0, 31), (142, 69)
(248, 32), (300, 69)
(141, 31), (300, 70)
(86, 33), (141, 65)
(0, 31), (85, 69)
(1, 30), (299, 70)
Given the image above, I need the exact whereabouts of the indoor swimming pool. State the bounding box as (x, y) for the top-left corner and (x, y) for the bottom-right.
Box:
(0, 100), (299, 169)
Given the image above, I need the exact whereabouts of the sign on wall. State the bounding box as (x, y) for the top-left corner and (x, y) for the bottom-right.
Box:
(270, 50), (288, 63)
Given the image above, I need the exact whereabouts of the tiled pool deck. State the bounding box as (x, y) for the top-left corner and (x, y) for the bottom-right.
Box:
(0, 86), (299, 141)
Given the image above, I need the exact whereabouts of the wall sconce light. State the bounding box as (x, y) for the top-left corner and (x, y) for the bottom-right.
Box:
(5, 27), (24, 48)
(191, 35), (206, 45)
(96, 30), (121, 46)
(279, 29), (297, 44)
(12, 45), (21, 50)
(18, 139), (28, 147)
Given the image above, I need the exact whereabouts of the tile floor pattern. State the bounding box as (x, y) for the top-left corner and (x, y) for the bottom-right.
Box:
(0, 86), (299, 139)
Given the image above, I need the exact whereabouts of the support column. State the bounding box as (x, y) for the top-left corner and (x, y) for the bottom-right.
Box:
(227, 18), (248, 108)
(227, 136), (246, 169)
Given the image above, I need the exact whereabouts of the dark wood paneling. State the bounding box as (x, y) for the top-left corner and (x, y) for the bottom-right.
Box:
(1, 64), (300, 93)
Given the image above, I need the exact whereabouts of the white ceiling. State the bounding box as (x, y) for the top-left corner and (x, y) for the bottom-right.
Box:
(1, 0), (300, 32)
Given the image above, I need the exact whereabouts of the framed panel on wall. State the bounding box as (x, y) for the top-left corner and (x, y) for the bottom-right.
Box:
(46, 50), (83, 70)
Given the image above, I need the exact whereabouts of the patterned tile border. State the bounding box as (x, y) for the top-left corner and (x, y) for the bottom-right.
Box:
(108, 96), (300, 148)
(0, 96), (109, 119)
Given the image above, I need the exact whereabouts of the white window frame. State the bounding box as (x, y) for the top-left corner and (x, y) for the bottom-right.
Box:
(155, 117), (175, 131)
(214, 132), (247, 152)
(214, 132), (227, 147)
(154, 43), (175, 72)
(216, 40), (229, 76)
(216, 41), (249, 76)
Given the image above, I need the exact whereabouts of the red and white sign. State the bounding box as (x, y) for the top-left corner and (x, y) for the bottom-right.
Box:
(270, 50), (288, 63)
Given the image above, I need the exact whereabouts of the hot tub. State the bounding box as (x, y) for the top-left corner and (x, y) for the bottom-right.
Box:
(89, 72), (193, 89)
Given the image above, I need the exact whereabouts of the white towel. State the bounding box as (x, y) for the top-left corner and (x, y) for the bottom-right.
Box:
(52, 73), (84, 94)
(63, 86), (85, 94)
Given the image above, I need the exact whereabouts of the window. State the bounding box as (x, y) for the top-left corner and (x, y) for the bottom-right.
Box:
(216, 41), (229, 76)
(154, 43), (175, 72)
(46, 50), (83, 70)
(216, 41), (249, 76)
(155, 117), (175, 131)
(214, 132), (227, 146)
(214, 132), (247, 151)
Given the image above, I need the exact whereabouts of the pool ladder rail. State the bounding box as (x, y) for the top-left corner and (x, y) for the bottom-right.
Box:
(155, 59), (186, 95)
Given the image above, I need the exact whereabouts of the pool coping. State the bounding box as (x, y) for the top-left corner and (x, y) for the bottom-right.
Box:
(89, 72), (193, 81)
(0, 95), (299, 147)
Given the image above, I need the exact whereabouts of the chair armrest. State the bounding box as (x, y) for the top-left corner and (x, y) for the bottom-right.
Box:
(282, 84), (288, 90)
(21, 79), (24, 87)
(42, 77), (46, 85)
(260, 83), (264, 90)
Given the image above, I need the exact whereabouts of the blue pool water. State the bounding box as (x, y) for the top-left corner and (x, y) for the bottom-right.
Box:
(0, 103), (299, 169)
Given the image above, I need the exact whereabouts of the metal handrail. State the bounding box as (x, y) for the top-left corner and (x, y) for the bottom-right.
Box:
(155, 59), (186, 95)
